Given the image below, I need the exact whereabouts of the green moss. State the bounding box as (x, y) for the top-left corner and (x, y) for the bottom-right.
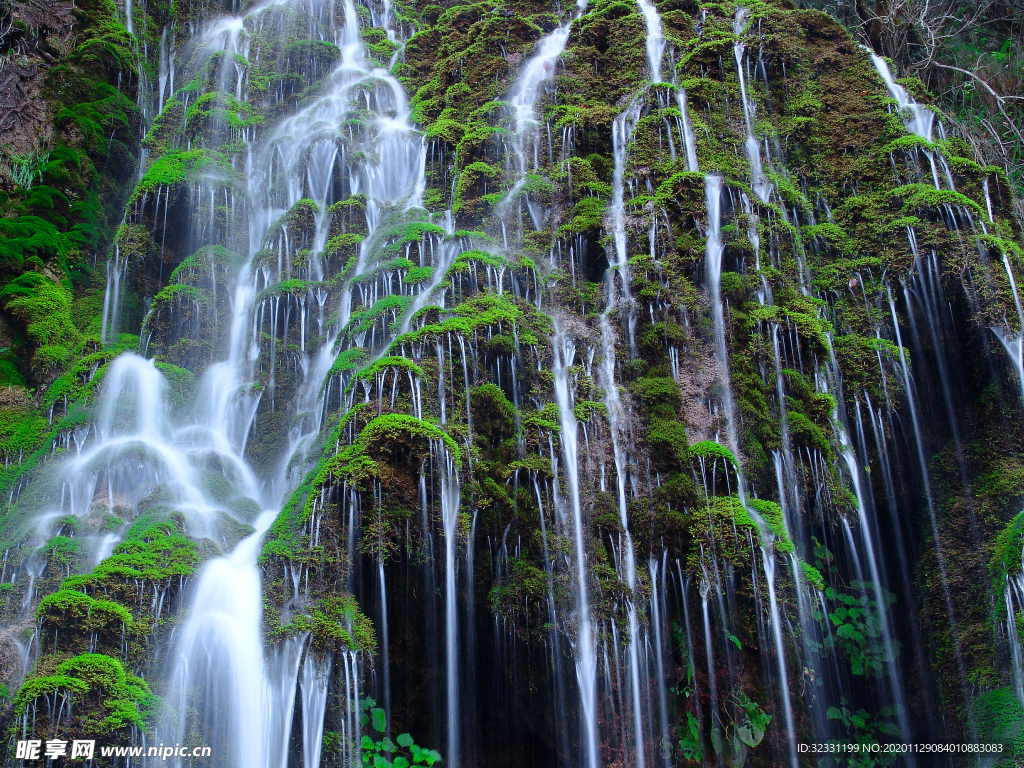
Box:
(40, 535), (81, 567)
(0, 272), (80, 375)
(348, 294), (412, 334)
(392, 293), (546, 349)
(453, 162), (499, 213)
(168, 245), (245, 284)
(36, 589), (134, 632)
(348, 413), (461, 468)
(405, 265), (434, 284)
(448, 249), (506, 275)
(972, 688), (1024, 765)
(748, 498), (794, 554)
(285, 594), (377, 653)
(61, 516), (199, 593)
(353, 355), (425, 384)
(647, 418), (689, 468)
(153, 282), (203, 305)
(890, 183), (985, 217)
(472, 383), (516, 441)
(154, 362), (197, 409)
(688, 441), (737, 466)
(573, 400), (607, 421)
(992, 511), (1024, 596)
(524, 402), (561, 434)
(0, 216), (68, 274)
(14, 653), (157, 734)
(489, 556), (546, 619)
(633, 376), (681, 419)
(559, 197), (607, 235)
(327, 348), (368, 379)
(326, 233), (364, 254)
(131, 149), (236, 203)
(255, 278), (321, 302)
(801, 561), (826, 590)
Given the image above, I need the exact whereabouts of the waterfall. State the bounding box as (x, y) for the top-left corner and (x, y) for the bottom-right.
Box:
(440, 444), (462, 768)
(675, 89), (699, 173)
(167, 510), (282, 767)
(600, 284), (646, 766)
(634, 0), (665, 83)
(1006, 572), (1024, 705)
(869, 52), (946, 188)
(868, 52), (936, 142)
(836, 423), (916, 751)
(301, 654), (333, 768)
(705, 173), (800, 766)
(886, 288), (970, 699)
(649, 557), (671, 768)
(508, 26), (573, 179)
(152, 0), (431, 759)
(552, 323), (599, 768)
(503, 1), (588, 227)
(704, 175), (741, 456)
(608, 104), (642, 351)
(101, 246), (127, 344)
(733, 8), (770, 203)
(993, 253), (1024, 406)
(984, 177), (995, 223)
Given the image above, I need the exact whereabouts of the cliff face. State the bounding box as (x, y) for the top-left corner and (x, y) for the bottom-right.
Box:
(1, 0), (1023, 764)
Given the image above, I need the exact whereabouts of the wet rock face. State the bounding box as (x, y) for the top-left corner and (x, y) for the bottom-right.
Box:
(1, 0), (1024, 764)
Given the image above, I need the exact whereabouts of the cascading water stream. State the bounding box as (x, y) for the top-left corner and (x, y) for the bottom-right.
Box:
(675, 89), (699, 173)
(705, 174), (799, 766)
(153, 0), (432, 763)
(600, 298), (647, 766)
(439, 446), (462, 768)
(502, 0), (588, 236)
(733, 8), (771, 203)
(1005, 571), (1024, 704)
(885, 287), (973, 707)
(704, 175), (741, 457)
(608, 104), (642, 352)
(596, 7), (674, 744)
(992, 252), (1024, 405)
(868, 52), (950, 190)
(634, 0), (665, 83)
(507, 27), (572, 181)
(301, 654), (333, 768)
(836, 421), (916, 753)
(551, 323), (599, 768)
(21, 0), (1024, 762)
(868, 52), (936, 142)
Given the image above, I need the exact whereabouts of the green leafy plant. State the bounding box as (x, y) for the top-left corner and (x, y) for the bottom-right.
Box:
(710, 689), (771, 768)
(5, 151), (48, 189)
(359, 697), (442, 767)
(826, 700), (899, 767)
(678, 712), (703, 764)
(671, 622), (704, 764)
(816, 582), (899, 676)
